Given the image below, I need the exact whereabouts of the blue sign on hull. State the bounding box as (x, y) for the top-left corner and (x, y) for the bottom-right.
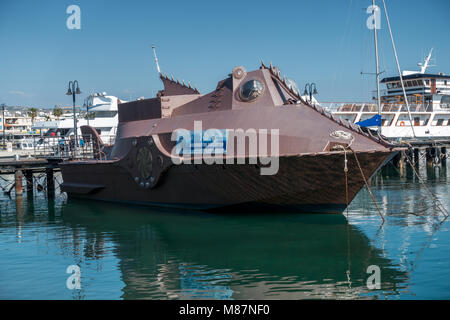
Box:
(175, 129), (227, 155)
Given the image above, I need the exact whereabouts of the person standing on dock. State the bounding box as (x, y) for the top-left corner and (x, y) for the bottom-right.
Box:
(79, 137), (85, 156)
(59, 137), (65, 156)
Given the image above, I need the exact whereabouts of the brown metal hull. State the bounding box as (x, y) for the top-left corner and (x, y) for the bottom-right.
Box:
(60, 64), (399, 214)
(60, 150), (394, 213)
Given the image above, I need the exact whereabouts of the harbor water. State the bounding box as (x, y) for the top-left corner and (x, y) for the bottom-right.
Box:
(0, 162), (449, 299)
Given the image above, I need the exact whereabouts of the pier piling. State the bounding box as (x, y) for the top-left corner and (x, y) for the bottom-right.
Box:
(399, 152), (405, 173)
(1, 158), (62, 198)
(413, 148), (420, 166)
(435, 147), (441, 165)
(426, 148), (434, 166)
(392, 153), (401, 168)
(24, 170), (33, 194)
(46, 168), (55, 198)
(14, 170), (23, 197)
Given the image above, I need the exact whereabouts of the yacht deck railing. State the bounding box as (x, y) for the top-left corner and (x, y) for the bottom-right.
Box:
(31, 134), (96, 160)
(321, 102), (434, 113)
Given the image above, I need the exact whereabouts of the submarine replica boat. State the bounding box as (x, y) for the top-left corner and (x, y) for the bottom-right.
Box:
(60, 62), (398, 213)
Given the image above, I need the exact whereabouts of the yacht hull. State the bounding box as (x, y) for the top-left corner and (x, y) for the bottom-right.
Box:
(60, 150), (394, 213)
(59, 63), (399, 214)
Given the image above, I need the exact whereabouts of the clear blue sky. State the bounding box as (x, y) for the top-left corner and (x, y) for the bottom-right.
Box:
(0, 0), (449, 108)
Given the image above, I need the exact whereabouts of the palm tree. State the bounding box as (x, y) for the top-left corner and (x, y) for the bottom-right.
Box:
(53, 106), (63, 120)
(28, 107), (38, 124)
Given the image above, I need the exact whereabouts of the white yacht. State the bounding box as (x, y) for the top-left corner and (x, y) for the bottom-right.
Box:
(33, 92), (125, 145)
(325, 49), (450, 141)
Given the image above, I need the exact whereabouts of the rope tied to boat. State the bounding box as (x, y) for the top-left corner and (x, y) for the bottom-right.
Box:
(332, 130), (384, 223)
(330, 130), (355, 148)
(401, 144), (448, 219)
(350, 147), (385, 224)
(344, 149), (349, 220)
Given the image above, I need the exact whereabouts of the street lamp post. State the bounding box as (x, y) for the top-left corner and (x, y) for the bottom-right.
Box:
(83, 97), (90, 126)
(303, 83), (318, 104)
(66, 81), (81, 158)
(1, 104), (5, 150)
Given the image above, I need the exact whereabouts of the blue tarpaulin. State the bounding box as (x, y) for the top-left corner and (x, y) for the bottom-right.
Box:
(356, 114), (381, 127)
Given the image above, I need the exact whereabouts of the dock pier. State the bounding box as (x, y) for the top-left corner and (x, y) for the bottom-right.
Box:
(0, 134), (98, 199)
(391, 139), (450, 169)
(0, 158), (62, 198)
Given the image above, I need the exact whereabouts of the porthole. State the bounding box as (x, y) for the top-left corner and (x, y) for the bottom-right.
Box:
(239, 79), (264, 102)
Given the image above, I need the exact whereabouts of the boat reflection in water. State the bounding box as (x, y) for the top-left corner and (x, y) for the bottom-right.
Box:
(60, 200), (408, 299)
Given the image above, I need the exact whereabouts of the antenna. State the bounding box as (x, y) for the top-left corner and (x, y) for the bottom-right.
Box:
(152, 45), (161, 74)
(419, 48), (433, 74)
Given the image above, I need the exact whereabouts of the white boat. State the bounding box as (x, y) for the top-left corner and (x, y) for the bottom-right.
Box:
(33, 92), (125, 145)
(15, 138), (36, 150)
(325, 49), (450, 140)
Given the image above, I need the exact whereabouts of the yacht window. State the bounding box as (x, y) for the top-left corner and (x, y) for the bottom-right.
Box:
(239, 79), (264, 102)
(417, 80), (423, 86)
(90, 111), (118, 118)
(436, 119), (444, 126)
(425, 80), (430, 85)
(441, 95), (450, 109)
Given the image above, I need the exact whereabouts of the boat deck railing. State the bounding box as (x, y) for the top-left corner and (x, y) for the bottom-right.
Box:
(31, 134), (96, 160)
(321, 102), (434, 113)
(101, 135), (116, 146)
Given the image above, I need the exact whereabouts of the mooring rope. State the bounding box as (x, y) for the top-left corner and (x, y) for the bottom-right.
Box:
(350, 148), (385, 223)
(334, 144), (350, 221)
(374, 157), (434, 213)
(0, 176), (12, 192)
(403, 150), (448, 219)
(332, 131), (384, 223)
(408, 149), (427, 167)
(344, 150), (349, 220)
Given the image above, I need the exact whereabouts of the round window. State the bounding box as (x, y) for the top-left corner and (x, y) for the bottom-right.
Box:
(239, 79), (264, 102)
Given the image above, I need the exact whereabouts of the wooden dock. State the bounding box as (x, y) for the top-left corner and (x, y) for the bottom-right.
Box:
(0, 157), (63, 198)
(391, 138), (449, 168)
(0, 134), (98, 198)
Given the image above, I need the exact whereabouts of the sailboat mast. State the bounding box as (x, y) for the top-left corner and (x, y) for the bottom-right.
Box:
(381, 0), (416, 138)
(373, 0), (382, 130)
